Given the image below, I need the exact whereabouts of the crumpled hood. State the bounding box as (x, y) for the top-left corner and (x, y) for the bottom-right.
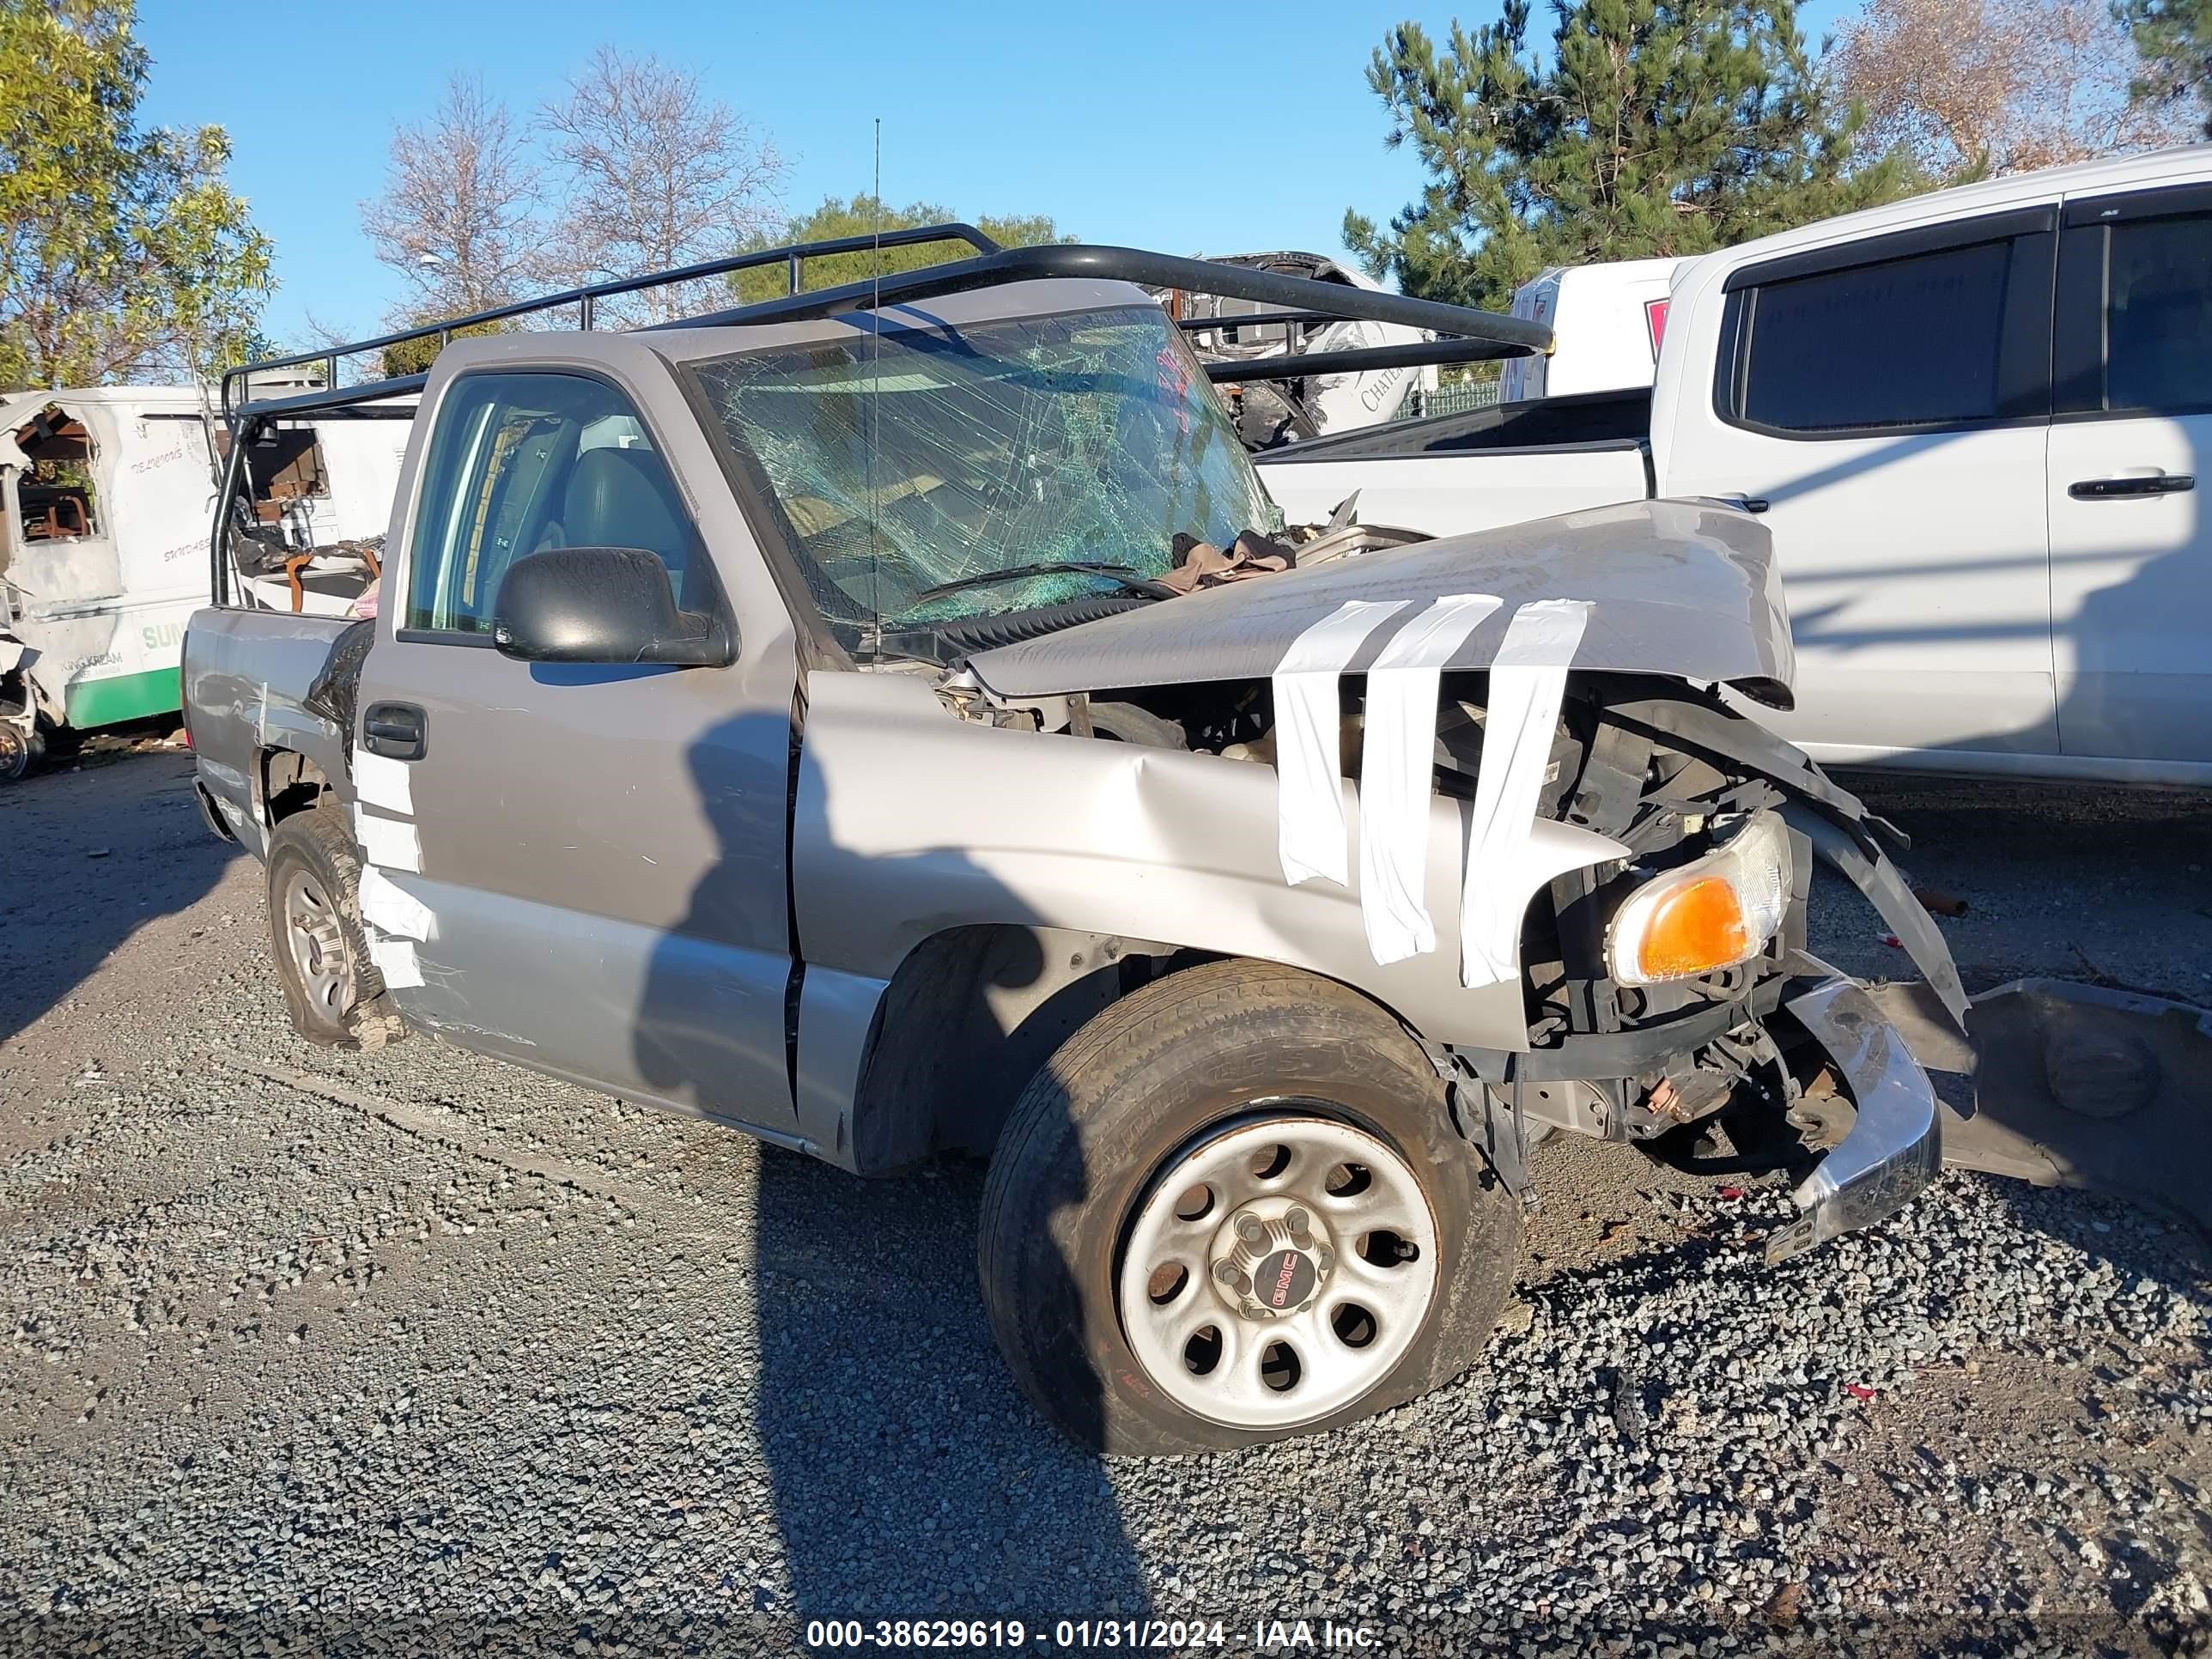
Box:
(966, 498), (1793, 702)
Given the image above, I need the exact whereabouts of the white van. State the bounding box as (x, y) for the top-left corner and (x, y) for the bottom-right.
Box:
(1498, 257), (1690, 402)
(0, 385), (405, 774)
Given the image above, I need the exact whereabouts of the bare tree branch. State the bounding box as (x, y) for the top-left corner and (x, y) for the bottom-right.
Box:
(1830, 0), (2193, 178)
(359, 73), (552, 321)
(539, 46), (788, 325)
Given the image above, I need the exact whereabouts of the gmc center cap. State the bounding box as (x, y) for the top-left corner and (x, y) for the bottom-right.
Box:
(1254, 1246), (1316, 1313)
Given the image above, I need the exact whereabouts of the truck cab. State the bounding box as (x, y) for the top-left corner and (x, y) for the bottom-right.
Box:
(0, 383), (404, 777)
(1657, 147), (2212, 780)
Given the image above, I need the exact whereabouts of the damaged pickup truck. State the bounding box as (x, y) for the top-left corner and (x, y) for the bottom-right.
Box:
(183, 232), (1969, 1455)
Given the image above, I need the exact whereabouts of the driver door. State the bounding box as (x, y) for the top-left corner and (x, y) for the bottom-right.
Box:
(351, 367), (801, 1132)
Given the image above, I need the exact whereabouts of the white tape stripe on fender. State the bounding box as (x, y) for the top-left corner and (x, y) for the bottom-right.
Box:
(352, 750), (414, 817)
(357, 864), (434, 941)
(1355, 594), (1504, 963)
(366, 932), (424, 989)
(1460, 599), (1592, 988)
(1273, 599), (1410, 887)
(351, 805), (422, 874)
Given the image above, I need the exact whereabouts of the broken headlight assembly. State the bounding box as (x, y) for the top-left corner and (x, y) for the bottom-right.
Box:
(1604, 810), (1792, 987)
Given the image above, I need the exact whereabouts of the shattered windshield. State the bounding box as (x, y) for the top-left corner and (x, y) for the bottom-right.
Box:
(690, 305), (1279, 653)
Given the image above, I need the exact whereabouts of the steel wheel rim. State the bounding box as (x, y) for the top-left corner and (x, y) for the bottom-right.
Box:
(281, 866), (353, 1020)
(1117, 1109), (1441, 1431)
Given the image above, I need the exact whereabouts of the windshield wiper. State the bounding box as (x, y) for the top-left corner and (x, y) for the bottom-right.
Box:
(911, 561), (1172, 605)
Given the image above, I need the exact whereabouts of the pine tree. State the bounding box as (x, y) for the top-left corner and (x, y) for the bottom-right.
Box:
(1343, 0), (1914, 311)
(2123, 0), (2212, 137)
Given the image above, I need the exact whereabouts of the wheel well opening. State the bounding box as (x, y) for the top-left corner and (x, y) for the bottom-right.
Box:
(849, 926), (1197, 1174)
(262, 748), (335, 825)
(848, 933), (1442, 1176)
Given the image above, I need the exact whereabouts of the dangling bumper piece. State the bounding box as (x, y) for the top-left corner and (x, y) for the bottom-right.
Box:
(1765, 965), (1943, 1263)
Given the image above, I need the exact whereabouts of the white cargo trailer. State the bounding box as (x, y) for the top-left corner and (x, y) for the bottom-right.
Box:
(0, 384), (405, 775)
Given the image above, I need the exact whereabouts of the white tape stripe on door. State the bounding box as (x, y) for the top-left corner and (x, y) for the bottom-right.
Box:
(1355, 594), (1504, 964)
(1272, 599), (1410, 888)
(351, 806), (422, 875)
(352, 750), (414, 817)
(357, 865), (434, 941)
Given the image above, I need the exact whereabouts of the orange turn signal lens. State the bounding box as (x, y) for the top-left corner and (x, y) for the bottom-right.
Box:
(1624, 875), (1750, 981)
(1604, 811), (1793, 987)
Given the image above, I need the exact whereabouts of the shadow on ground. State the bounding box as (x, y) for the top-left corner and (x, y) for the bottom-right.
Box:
(634, 708), (1153, 1620)
(0, 753), (237, 1046)
(747, 1145), (1153, 1616)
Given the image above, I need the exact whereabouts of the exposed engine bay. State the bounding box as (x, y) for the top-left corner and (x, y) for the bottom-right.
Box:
(936, 649), (1966, 1242)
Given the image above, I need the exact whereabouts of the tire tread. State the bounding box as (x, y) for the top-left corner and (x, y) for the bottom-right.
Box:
(265, 805), (392, 1048)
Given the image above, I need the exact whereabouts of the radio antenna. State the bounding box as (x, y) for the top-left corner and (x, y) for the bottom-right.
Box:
(866, 118), (883, 647)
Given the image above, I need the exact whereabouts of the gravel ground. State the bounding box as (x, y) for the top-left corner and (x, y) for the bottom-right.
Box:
(2, 754), (2208, 1657)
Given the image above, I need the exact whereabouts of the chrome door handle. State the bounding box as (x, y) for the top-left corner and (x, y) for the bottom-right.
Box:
(2068, 473), (2195, 500)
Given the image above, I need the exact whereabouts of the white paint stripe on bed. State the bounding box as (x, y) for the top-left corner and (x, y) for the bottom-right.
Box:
(366, 932), (424, 989)
(1273, 599), (1410, 888)
(1460, 599), (1592, 988)
(352, 750), (414, 817)
(351, 805), (422, 874)
(357, 864), (434, 941)
(1355, 594), (1504, 964)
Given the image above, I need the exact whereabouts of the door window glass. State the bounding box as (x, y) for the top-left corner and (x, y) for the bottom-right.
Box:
(404, 373), (696, 635)
(1741, 241), (2014, 433)
(2105, 214), (2212, 415)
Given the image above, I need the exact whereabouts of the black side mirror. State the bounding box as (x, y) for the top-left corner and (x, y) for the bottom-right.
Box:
(492, 546), (734, 666)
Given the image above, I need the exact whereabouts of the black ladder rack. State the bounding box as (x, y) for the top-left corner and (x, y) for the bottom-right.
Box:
(221, 222), (1006, 421)
(223, 227), (1553, 424)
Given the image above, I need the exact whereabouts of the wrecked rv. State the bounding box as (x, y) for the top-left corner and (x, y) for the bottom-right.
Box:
(0, 384), (404, 775)
(183, 232), (1972, 1455)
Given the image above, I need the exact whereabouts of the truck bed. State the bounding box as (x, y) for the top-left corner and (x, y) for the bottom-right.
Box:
(182, 607), (357, 850)
(1255, 387), (1653, 537)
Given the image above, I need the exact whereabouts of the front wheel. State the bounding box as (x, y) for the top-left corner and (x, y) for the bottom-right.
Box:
(977, 958), (1522, 1456)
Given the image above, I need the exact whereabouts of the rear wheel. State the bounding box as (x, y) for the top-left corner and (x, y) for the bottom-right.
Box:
(977, 958), (1522, 1455)
(266, 808), (385, 1046)
(0, 719), (40, 781)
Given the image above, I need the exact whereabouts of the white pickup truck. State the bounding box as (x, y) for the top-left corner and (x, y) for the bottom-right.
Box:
(1260, 148), (2212, 787)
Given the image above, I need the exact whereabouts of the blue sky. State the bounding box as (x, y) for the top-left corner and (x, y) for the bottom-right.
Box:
(136, 0), (1855, 349)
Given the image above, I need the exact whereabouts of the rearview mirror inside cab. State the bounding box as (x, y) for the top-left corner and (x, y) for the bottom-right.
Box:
(492, 546), (733, 668)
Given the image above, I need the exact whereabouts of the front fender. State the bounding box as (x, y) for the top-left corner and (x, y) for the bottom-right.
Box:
(793, 672), (1627, 1055)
